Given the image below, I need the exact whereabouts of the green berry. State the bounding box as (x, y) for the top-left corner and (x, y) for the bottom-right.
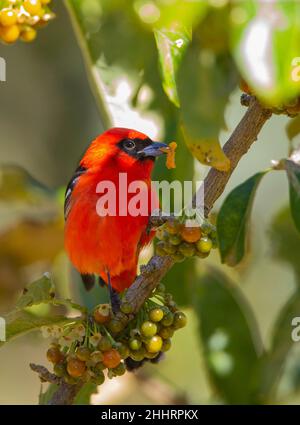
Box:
(92, 370), (105, 385)
(98, 336), (112, 352)
(161, 338), (172, 352)
(54, 363), (67, 377)
(149, 308), (164, 322)
(165, 219), (181, 235)
(116, 343), (130, 359)
(75, 347), (91, 362)
(168, 234), (182, 245)
(179, 242), (196, 257)
(161, 312), (174, 327)
(173, 311), (187, 329)
(130, 347), (146, 361)
(120, 302), (133, 314)
(156, 241), (168, 256)
(156, 283), (166, 293)
(163, 243), (177, 255)
(90, 350), (104, 363)
(196, 236), (213, 254)
(140, 321), (157, 337)
(107, 319), (124, 334)
(171, 251), (185, 263)
(145, 336), (163, 353)
(129, 338), (142, 351)
(112, 362), (126, 376)
(159, 327), (174, 339)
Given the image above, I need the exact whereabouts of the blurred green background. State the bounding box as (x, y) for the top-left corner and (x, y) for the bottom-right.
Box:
(1, 0), (300, 405)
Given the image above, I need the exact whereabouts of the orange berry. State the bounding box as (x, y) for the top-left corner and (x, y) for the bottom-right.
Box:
(0, 24), (20, 43)
(0, 8), (17, 26)
(23, 0), (42, 16)
(67, 357), (86, 378)
(180, 226), (201, 243)
(20, 27), (37, 42)
(93, 303), (111, 324)
(46, 346), (64, 364)
(102, 349), (121, 369)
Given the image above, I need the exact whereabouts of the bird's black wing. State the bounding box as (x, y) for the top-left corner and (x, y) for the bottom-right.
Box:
(64, 165), (87, 220)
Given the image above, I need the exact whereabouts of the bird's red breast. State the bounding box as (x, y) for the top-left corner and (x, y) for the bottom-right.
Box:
(64, 128), (164, 292)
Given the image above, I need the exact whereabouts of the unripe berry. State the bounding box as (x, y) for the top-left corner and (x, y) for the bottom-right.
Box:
(161, 311), (174, 327)
(165, 218), (181, 235)
(92, 370), (105, 385)
(98, 336), (112, 352)
(120, 302), (133, 314)
(117, 343), (130, 359)
(196, 236), (213, 254)
(173, 311), (187, 329)
(156, 241), (168, 256)
(112, 362), (126, 376)
(145, 335), (163, 353)
(149, 308), (164, 322)
(161, 338), (172, 352)
(159, 326), (174, 339)
(75, 346), (91, 362)
(168, 234), (182, 245)
(140, 321), (157, 337)
(179, 242), (195, 257)
(129, 338), (142, 351)
(171, 251), (185, 263)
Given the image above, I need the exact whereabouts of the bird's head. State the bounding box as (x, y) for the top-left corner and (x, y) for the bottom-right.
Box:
(80, 128), (168, 174)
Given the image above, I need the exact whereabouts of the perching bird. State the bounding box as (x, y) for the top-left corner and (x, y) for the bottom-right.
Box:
(64, 127), (167, 303)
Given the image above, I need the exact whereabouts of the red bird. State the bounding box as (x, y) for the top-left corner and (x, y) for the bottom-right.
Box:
(64, 128), (167, 300)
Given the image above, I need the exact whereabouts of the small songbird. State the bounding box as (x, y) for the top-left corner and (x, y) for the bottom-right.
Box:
(64, 127), (167, 302)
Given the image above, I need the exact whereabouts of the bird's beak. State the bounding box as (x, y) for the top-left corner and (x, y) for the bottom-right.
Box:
(138, 141), (168, 158)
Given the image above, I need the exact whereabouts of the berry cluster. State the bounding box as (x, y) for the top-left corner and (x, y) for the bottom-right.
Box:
(0, 0), (54, 44)
(155, 218), (217, 262)
(42, 285), (187, 386)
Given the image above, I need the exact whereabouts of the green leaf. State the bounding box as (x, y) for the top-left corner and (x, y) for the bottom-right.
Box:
(74, 382), (98, 405)
(15, 274), (87, 313)
(286, 116), (300, 142)
(217, 172), (267, 266)
(259, 290), (300, 401)
(269, 206), (300, 280)
(0, 310), (79, 348)
(284, 159), (300, 233)
(16, 274), (55, 310)
(193, 267), (262, 404)
(231, 0), (300, 106)
(154, 27), (190, 107)
(177, 41), (237, 170)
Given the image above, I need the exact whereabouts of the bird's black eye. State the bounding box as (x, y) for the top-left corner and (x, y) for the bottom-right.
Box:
(123, 140), (136, 151)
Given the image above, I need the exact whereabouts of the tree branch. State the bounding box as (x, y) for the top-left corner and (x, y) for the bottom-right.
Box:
(47, 96), (271, 404)
(30, 363), (83, 405)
